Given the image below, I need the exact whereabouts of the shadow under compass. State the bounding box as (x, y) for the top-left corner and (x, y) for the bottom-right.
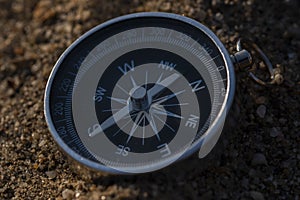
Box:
(91, 131), (228, 199)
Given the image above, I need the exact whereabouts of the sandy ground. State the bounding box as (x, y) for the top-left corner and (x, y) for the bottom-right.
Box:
(0, 0), (299, 199)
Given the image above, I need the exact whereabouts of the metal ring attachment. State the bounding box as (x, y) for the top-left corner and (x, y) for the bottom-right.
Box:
(231, 39), (284, 86)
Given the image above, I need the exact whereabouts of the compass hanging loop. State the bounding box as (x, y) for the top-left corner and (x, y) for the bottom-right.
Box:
(231, 39), (284, 86)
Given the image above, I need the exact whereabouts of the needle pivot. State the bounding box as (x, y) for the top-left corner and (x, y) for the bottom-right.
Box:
(129, 86), (149, 111)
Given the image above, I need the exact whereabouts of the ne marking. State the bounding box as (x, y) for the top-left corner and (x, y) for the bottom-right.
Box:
(185, 114), (200, 129)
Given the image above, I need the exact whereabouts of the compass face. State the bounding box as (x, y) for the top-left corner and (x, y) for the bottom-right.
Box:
(44, 13), (234, 173)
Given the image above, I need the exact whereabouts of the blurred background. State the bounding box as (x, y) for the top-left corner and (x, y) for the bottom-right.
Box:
(0, 0), (299, 199)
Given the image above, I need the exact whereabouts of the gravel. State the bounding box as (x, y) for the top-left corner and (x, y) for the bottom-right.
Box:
(249, 191), (265, 200)
(256, 105), (267, 118)
(0, 0), (299, 199)
(251, 153), (268, 166)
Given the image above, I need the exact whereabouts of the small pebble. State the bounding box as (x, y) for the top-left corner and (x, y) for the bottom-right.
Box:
(215, 12), (224, 21)
(249, 191), (265, 200)
(75, 192), (80, 198)
(270, 127), (281, 138)
(256, 105), (266, 118)
(31, 132), (40, 140)
(212, 0), (221, 7)
(294, 121), (300, 127)
(45, 170), (57, 179)
(38, 139), (47, 147)
(62, 189), (74, 200)
(279, 118), (287, 124)
(288, 52), (297, 60)
(251, 153), (267, 166)
(255, 96), (266, 104)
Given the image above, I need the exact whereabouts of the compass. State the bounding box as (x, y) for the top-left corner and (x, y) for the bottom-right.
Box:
(44, 12), (235, 174)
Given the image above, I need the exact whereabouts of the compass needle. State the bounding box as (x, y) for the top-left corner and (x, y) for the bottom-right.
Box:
(148, 73), (181, 98)
(153, 90), (185, 104)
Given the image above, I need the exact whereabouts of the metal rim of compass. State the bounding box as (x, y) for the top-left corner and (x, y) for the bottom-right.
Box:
(44, 12), (235, 174)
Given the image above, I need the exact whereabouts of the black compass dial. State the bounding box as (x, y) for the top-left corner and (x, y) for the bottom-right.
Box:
(95, 48), (211, 153)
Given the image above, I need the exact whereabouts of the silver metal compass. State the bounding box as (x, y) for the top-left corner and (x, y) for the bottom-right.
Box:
(44, 12), (282, 174)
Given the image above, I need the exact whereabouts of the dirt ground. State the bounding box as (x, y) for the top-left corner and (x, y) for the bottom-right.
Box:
(0, 0), (299, 199)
